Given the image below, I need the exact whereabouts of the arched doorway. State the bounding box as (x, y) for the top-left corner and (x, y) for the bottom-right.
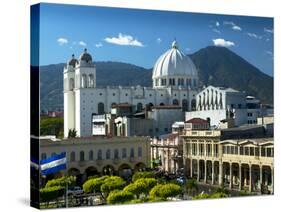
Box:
(191, 99), (196, 111)
(182, 99), (189, 111)
(102, 165), (115, 176)
(134, 162), (146, 172)
(85, 166), (99, 179)
(118, 164), (132, 179)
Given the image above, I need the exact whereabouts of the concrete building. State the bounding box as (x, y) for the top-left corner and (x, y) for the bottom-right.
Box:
(151, 122), (185, 173)
(64, 41), (198, 137)
(92, 104), (184, 137)
(185, 86), (273, 128)
(40, 136), (151, 182)
(182, 124), (274, 193)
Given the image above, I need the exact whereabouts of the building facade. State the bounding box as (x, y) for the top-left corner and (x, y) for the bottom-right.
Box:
(182, 129), (274, 193)
(40, 136), (151, 182)
(64, 41), (198, 137)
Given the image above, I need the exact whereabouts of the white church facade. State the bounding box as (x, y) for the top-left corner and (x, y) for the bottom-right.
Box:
(64, 41), (199, 137)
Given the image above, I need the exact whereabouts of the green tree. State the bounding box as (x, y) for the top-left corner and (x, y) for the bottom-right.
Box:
(132, 171), (155, 182)
(186, 179), (198, 196)
(210, 192), (228, 199)
(106, 190), (134, 204)
(101, 176), (126, 197)
(68, 129), (77, 138)
(40, 186), (64, 206)
(40, 117), (63, 138)
(192, 193), (211, 200)
(45, 176), (76, 188)
(149, 183), (182, 200)
(82, 176), (109, 193)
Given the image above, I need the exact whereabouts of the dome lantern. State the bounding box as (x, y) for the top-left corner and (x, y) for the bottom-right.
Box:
(79, 48), (93, 64)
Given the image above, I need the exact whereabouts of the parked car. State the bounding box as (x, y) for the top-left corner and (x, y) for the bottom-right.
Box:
(68, 186), (83, 195)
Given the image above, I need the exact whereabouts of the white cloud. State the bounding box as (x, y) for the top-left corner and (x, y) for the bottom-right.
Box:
(216, 21), (220, 27)
(156, 38), (162, 44)
(232, 25), (242, 31)
(104, 33), (144, 47)
(223, 21), (235, 26)
(264, 28), (273, 34)
(79, 41), (87, 47)
(95, 42), (103, 48)
(57, 37), (68, 45)
(212, 38), (235, 47)
(265, 50), (273, 56)
(212, 29), (221, 34)
(247, 32), (262, 39)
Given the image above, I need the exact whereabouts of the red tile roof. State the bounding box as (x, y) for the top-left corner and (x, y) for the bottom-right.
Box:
(185, 118), (209, 124)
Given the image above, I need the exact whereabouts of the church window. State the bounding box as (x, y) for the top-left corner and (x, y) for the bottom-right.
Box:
(99, 93), (103, 96)
(80, 151), (85, 161)
(172, 99), (179, 105)
(191, 99), (196, 111)
(106, 149), (111, 160)
(122, 148), (127, 159)
(114, 149), (119, 159)
(69, 78), (74, 90)
(89, 150), (94, 160)
(97, 150), (102, 160)
(98, 102), (105, 114)
(70, 152), (75, 162)
(81, 74), (87, 88)
(182, 99), (189, 112)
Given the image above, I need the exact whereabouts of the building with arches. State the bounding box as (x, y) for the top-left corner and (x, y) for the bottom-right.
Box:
(64, 41), (198, 137)
(40, 136), (150, 183)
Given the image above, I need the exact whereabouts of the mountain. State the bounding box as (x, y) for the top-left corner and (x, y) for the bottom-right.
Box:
(189, 46), (273, 104)
(39, 46), (273, 112)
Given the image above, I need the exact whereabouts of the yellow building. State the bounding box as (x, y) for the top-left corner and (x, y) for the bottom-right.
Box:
(182, 128), (274, 194)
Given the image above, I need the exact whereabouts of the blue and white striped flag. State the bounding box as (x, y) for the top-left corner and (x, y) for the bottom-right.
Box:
(40, 152), (67, 175)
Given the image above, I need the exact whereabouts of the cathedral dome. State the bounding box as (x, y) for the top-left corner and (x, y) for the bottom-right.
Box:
(79, 48), (93, 63)
(67, 54), (78, 68)
(152, 40), (198, 79)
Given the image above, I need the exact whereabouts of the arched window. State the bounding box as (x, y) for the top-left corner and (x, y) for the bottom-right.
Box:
(114, 149), (119, 159)
(80, 151), (85, 161)
(138, 147), (142, 157)
(70, 151), (75, 162)
(182, 99), (189, 112)
(159, 102), (165, 106)
(172, 99), (179, 105)
(69, 78), (74, 90)
(130, 147), (134, 158)
(106, 149), (111, 160)
(98, 102), (105, 114)
(122, 148), (127, 159)
(89, 150), (93, 160)
(88, 74), (94, 88)
(137, 102), (143, 112)
(219, 93), (223, 109)
(97, 150), (102, 160)
(81, 74), (87, 88)
(191, 99), (196, 111)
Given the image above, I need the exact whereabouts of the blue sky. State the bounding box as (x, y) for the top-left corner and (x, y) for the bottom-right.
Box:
(38, 3), (274, 76)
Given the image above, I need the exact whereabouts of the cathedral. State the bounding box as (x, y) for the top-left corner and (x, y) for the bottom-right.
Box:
(63, 40), (199, 137)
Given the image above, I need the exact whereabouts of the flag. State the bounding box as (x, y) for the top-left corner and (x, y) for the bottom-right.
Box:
(40, 152), (67, 175)
(30, 156), (39, 170)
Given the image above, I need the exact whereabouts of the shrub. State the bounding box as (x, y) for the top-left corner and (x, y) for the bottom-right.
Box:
(192, 193), (211, 200)
(40, 186), (64, 203)
(45, 176), (76, 188)
(106, 190), (134, 204)
(149, 183), (182, 200)
(101, 176), (126, 197)
(82, 176), (109, 193)
(124, 178), (157, 197)
(210, 192), (228, 199)
(132, 171), (155, 182)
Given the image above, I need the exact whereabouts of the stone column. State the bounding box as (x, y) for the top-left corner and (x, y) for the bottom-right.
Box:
(204, 160), (207, 183)
(229, 163), (233, 189)
(249, 164), (252, 192)
(204, 141), (207, 157)
(271, 166), (274, 194)
(212, 142), (214, 157)
(239, 163), (242, 191)
(197, 160), (200, 181)
(219, 161), (223, 186)
(260, 165), (263, 192)
(211, 161), (215, 185)
(190, 159), (193, 178)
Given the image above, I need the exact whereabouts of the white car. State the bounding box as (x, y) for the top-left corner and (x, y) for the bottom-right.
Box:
(68, 186), (83, 195)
